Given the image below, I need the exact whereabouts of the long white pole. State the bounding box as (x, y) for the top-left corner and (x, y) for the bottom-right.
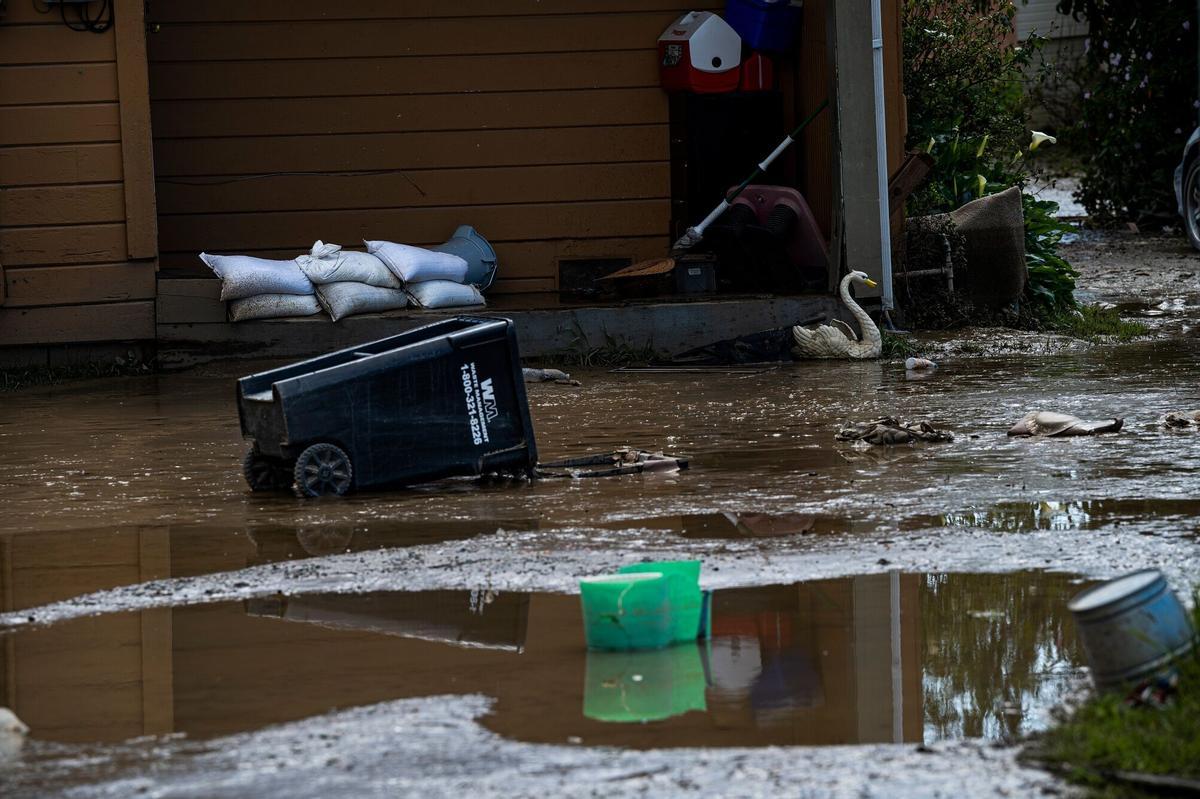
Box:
(870, 0), (895, 310)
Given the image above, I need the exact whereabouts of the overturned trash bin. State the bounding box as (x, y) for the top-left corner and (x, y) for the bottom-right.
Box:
(238, 316), (537, 497)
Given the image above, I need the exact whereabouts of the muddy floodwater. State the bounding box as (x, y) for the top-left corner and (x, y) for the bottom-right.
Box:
(1, 321), (1199, 795)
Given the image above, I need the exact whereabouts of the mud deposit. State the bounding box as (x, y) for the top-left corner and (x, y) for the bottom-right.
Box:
(2, 259), (1199, 794)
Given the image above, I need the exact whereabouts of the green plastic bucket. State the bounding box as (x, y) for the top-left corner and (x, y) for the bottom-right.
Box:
(579, 572), (673, 650)
(583, 644), (708, 723)
(619, 560), (704, 644)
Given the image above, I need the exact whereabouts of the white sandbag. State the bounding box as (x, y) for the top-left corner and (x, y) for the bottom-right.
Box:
(228, 293), (322, 322)
(199, 252), (313, 301)
(406, 280), (486, 309)
(296, 241), (402, 289)
(316, 282), (409, 322)
(365, 240), (468, 284)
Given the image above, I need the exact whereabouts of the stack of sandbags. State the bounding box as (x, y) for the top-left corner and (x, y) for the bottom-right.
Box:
(366, 240), (486, 309)
(297, 241), (410, 322)
(199, 252), (320, 321)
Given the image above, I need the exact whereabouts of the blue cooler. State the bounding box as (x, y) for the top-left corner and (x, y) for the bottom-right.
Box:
(724, 0), (801, 52)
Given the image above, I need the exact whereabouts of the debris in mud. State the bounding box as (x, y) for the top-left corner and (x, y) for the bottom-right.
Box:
(1007, 412), (1124, 437)
(537, 448), (688, 478)
(0, 707), (29, 764)
(522, 367), (580, 386)
(1162, 410), (1200, 429)
(905, 357), (938, 371)
(835, 418), (954, 445)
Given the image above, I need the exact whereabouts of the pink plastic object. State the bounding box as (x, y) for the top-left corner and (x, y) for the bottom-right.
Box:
(730, 185), (829, 276)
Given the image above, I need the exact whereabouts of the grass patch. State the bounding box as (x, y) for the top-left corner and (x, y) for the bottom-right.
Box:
(1023, 599), (1200, 797)
(1050, 305), (1149, 342)
(881, 331), (918, 359)
(547, 327), (661, 368)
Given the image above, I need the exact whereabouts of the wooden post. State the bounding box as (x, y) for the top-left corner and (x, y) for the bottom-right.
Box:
(114, 0), (159, 262)
(826, 0), (892, 305)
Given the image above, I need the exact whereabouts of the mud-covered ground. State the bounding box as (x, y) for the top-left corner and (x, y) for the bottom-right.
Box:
(1, 231), (1198, 798)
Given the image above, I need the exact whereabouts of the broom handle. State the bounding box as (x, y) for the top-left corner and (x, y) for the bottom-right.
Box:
(677, 99), (829, 248)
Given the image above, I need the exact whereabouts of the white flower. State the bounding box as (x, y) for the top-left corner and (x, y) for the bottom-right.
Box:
(1029, 131), (1057, 151)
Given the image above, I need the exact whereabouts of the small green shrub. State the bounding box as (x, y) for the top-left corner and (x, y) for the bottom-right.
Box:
(1056, 0), (1199, 225)
(1024, 598), (1200, 793)
(1023, 193), (1080, 314)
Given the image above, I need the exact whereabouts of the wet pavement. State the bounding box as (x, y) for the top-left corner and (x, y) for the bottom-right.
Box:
(1, 233), (1199, 795)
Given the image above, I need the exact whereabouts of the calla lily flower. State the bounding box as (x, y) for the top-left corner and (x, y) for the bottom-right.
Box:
(1030, 131), (1058, 151)
(974, 174), (987, 197)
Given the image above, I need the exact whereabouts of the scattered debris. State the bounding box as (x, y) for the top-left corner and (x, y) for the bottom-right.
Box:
(521, 367), (580, 386)
(1162, 410), (1200, 428)
(537, 448), (688, 478)
(1007, 411), (1123, 437)
(905, 357), (938, 370)
(835, 417), (954, 445)
(0, 707), (29, 764)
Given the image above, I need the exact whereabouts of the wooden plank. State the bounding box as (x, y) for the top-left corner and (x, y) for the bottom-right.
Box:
(487, 277), (557, 294)
(149, 89), (666, 139)
(146, 14), (687, 62)
(157, 199), (669, 253)
(150, 51), (659, 101)
(0, 63), (118, 106)
(799, 0), (833, 239)
(4, 263), (156, 307)
(0, 262), (5, 305)
(0, 223), (127, 267)
(0, 25), (116, 65)
(0, 103), (121, 146)
(145, 0), (715, 23)
(0, 143), (124, 186)
(156, 162), (668, 214)
(115, 0), (160, 259)
(155, 279), (223, 324)
(0, 183), (125, 226)
(0, 300), (155, 345)
(883, 0), (905, 175)
(152, 126), (668, 177)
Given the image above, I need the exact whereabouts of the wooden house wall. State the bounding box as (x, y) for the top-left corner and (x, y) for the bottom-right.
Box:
(146, 0), (726, 295)
(0, 0), (157, 348)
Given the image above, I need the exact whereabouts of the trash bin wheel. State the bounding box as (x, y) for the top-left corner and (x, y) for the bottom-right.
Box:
(292, 443), (354, 498)
(243, 447), (289, 492)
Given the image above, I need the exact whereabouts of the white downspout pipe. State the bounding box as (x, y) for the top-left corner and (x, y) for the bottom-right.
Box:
(870, 0), (895, 310)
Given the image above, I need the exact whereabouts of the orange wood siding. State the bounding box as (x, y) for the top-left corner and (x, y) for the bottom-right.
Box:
(0, 0), (157, 345)
(146, 1), (721, 294)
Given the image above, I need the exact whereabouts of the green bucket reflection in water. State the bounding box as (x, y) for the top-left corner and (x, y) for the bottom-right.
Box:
(583, 643), (709, 723)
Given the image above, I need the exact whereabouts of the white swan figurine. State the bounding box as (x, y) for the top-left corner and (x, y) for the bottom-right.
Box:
(791, 270), (882, 359)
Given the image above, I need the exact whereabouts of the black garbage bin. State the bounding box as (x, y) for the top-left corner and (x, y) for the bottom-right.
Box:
(237, 316), (538, 497)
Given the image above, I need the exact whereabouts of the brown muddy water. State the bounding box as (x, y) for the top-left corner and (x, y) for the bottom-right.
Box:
(0, 333), (1198, 793)
(5, 572), (1085, 751)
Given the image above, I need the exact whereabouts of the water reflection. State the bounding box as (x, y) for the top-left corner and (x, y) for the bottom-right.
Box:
(0, 571), (1087, 749)
(907, 499), (1200, 534)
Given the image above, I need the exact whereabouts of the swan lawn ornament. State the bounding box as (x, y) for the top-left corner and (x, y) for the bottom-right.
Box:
(791, 271), (882, 359)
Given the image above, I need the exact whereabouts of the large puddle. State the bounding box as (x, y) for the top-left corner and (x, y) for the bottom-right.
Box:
(2, 571), (1087, 750)
(1, 339), (1197, 613)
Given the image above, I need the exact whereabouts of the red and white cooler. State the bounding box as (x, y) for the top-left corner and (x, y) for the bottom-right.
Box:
(657, 11), (742, 93)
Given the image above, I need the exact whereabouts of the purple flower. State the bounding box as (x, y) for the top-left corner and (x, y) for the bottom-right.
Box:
(1186, 21), (1192, 31)
(1144, 51), (1152, 60)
